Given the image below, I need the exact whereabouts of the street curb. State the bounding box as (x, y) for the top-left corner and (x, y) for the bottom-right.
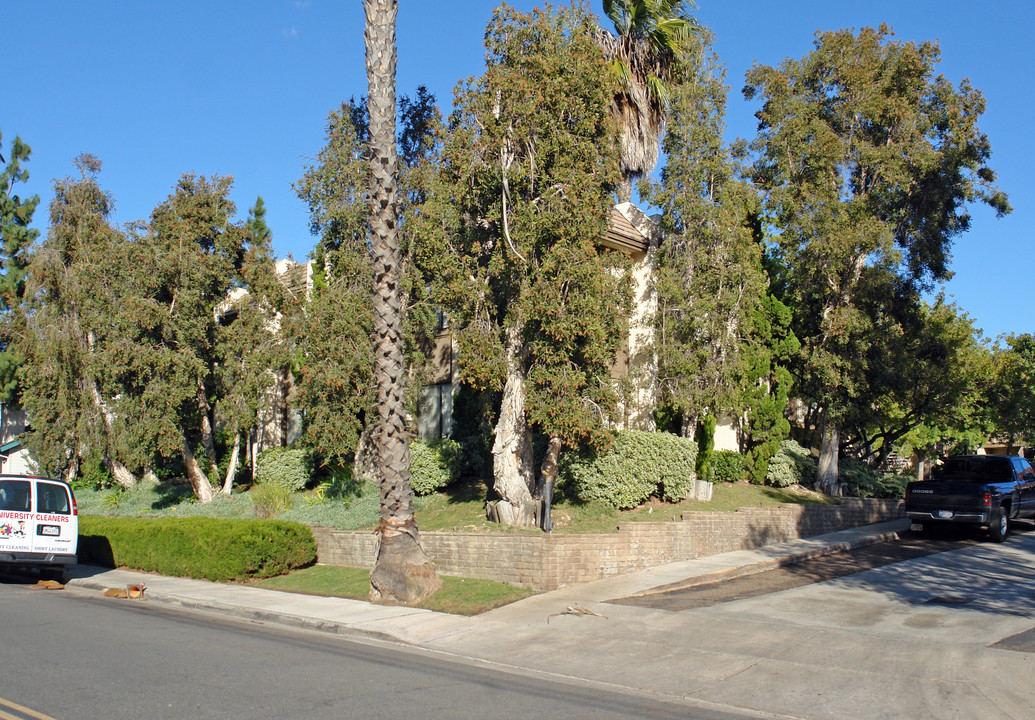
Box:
(618, 529), (904, 599)
(66, 574), (414, 646)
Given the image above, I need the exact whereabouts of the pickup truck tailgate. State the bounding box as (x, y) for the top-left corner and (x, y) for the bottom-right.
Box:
(906, 482), (988, 513)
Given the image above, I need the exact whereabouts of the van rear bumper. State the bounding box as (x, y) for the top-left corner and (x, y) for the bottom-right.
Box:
(0, 551), (77, 567)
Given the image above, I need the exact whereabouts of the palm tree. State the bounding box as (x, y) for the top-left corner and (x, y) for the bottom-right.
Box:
(597, 0), (699, 202)
(364, 0), (441, 605)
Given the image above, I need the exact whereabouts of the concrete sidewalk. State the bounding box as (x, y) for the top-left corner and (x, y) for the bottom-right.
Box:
(64, 518), (1035, 719)
(65, 519), (908, 645)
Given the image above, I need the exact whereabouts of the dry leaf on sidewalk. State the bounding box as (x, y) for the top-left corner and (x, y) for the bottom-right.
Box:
(547, 604), (608, 623)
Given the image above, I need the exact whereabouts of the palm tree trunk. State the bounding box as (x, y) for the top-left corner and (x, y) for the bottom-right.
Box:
(364, 0), (440, 605)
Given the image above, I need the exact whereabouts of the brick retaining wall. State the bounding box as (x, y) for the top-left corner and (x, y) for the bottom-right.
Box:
(311, 498), (904, 592)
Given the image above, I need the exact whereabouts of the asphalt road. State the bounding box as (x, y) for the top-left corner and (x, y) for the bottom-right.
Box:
(0, 579), (761, 720)
(610, 524), (1022, 611)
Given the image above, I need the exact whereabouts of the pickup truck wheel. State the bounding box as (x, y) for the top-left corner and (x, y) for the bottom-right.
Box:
(989, 508), (1009, 543)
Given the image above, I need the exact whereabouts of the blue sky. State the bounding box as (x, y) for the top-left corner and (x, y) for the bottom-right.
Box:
(5, 1), (1031, 341)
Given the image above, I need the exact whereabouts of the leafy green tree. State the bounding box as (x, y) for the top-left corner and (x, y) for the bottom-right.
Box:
(416, 3), (626, 528)
(213, 197), (290, 493)
(744, 25), (1010, 492)
(289, 101), (375, 470)
(741, 293), (798, 483)
(115, 175), (282, 502)
(597, 0), (699, 202)
(289, 90), (441, 475)
(18, 156), (137, 485)
(987, 333), (1035, 453)
(0, 131), (40, 403)
(839, 297), (989, 469)
(647, 40), (769, 444)
(364, 0), (441, 604)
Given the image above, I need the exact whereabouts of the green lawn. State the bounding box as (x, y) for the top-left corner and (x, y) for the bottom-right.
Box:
(254, 564), (534, 615)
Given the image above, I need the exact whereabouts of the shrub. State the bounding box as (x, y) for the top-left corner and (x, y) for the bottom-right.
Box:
(410, 439), (463, 495)
(255, 447), (314, 491)
(840, 457), (908, 499)
(561, 431), (698, 509)
(713, 450), (746, 484)
(765, 439), (817, 488)
(78, 516), (316, 581)
(695, 416), (716, 482)
(251, 483), (293, 518)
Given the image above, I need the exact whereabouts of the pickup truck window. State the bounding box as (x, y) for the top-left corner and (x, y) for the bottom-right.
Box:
(940, 456), (1013, 481)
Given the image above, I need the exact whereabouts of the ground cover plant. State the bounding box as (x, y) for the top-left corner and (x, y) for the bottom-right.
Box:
(76, 468), (836, 534)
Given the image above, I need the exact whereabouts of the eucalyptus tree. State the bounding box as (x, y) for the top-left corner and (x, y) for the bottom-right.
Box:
(116, 175), (281, 502)
(364, 0), (441, 605)
(18, 155), (138, 485)
(0, 131), (38, 403)
(416, 3), (626, 528)
(596, 0), (699, 202)
(744, 25), (1010, 492)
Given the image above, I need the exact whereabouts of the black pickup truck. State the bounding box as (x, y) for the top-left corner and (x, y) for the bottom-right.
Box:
(905, 455), (1035, 542)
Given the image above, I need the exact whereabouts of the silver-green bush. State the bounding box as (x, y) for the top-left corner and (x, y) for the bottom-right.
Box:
(561, 431), (698, 509)
(765, 439), (816, 487)
(255, 447), (314, 491)
(410, 439), (462, 496)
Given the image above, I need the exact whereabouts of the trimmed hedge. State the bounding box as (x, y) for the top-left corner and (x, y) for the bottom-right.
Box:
(411, 439), (463, 495)
(78, 516), (316, 582)
(561, 430), (698, 509)
(255, 447), (314, 491)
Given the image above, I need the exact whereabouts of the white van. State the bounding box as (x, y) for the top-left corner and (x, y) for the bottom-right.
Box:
(0, 475), (78, 579)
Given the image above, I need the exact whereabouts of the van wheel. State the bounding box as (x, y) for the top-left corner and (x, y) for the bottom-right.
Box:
(989, 509), (1009, 543)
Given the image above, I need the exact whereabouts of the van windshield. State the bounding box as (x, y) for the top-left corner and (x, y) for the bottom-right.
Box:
(0, 479), (31, 512)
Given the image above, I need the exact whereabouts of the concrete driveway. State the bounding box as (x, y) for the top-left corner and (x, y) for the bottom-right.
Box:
(441, 529), (1035, 719)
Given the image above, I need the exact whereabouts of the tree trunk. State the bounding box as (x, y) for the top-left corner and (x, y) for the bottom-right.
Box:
(681, 412), (698, 441)
(64, 453), (79, 486)
(538, 436), (562, 533)
(86, 373), (137, 489)
(108, 461), (137, 490)
(816, 409), (840, 495)
(182, 435), (216, 503)
(196, 384), (220, 477)
(365, 0), (439, 605)
(489, 326), (538, 527)
(221, 432), (241, 495)
(618, 174), (633, 205)
(353, 425), (380, 483)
